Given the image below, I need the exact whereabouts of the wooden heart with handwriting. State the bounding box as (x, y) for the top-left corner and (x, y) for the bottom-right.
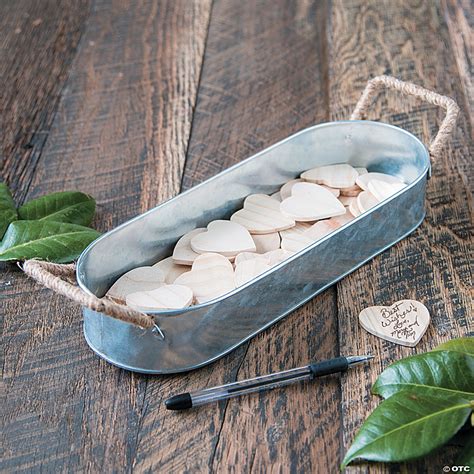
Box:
(280, 182), (346, 222)
(190, 220), (256, 257)
(174, 253), (235, 303)
(231, 194), (295, 234)
(359, 300), (430, 347)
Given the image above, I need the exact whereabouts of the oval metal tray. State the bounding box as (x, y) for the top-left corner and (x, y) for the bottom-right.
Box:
(77, 120), (430, 373)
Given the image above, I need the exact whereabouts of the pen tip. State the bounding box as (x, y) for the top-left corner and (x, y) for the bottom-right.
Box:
(346, 354), (375, 366)
(165, 393), (192, 410)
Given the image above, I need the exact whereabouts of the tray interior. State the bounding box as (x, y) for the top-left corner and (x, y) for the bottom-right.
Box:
(77, 120), (430, 298)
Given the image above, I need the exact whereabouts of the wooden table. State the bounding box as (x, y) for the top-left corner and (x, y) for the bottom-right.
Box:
(2, 0), (472, 472)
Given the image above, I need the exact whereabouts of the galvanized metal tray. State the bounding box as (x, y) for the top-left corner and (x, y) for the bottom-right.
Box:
(75, 76), (458, 373)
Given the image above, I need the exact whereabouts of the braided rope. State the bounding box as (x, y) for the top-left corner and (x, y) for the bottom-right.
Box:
(351, 75), (459, 159)
(23, 260), (155, 329)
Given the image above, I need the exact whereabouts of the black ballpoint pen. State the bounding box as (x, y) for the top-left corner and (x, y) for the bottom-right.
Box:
(165, 355), (373, 410)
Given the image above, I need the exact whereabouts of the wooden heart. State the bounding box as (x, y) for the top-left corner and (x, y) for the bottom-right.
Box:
(305, 210), (354, 240)
(172, 228), (205, 265)
(234, 257), (272, 287)
(174, 253), (235, 303)
(126, 284), (193, 311)
(280, 222), (314, 252)
(368, 179), (406, 201)
(234, 248), (294, 267)
(301, 163), (358, 189)
(107, 266), (165, 303)
(356, 172), (404, 191)
(263, 248), (295, 266)
(357, 190), (379, 213)
(349, 197), (362, 217)
(270, 191), (282, 202)
(252, 232), (280, 253)
(339, 195), (357, 207)
(280, 179), (304, 199)
(153, 257), (189, 283)
(359, 300), (430, 347)
(280, 182), (346, 222)
(281, 178), (339, 198)
(231, 194), (295, 234)
(190, 220), (255, 257)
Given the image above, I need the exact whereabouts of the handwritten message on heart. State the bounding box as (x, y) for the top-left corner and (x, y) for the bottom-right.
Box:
(359, 300), (430, 347)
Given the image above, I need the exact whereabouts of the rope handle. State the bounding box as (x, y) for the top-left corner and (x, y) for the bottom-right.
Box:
(351, 75), (460, 159)
(22, 260), (155, 329)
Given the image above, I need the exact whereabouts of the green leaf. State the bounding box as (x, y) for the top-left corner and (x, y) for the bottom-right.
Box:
(0, 220), (100, 263)
(341, 389), (473, 468)
(434, 337), (474, 356)
(372, 351), (474, 399)
(18, 191), (96, 226)
(0, 183), (18, 238)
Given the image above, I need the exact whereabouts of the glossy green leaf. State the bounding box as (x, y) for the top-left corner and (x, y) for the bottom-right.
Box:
(341, 389), (473, 468)
(0, 220), (100, 263)
(0, 183), (18, 238)
(18, 191), (96, 226)
(434, 337), (474, 356)
(372, 351), (474, 399)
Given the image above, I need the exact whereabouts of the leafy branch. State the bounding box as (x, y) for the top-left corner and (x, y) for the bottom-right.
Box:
(342, 337), (474, 470)
(0, 184), (100, 263)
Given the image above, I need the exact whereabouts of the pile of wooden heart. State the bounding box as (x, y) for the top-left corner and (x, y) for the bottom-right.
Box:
(107, 164), (405, 311)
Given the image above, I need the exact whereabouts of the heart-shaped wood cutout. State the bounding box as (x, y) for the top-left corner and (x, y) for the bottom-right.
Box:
(357, 190), (379, 213)
(280, 182), (346, 222)
(281, 178), (339, 198)
(126, 284), (193, 311)
(359, 300), (430, 347)
(252, 232), (280, 253)
(368, 179), (406, 201)
(107, 266), (165, 303)
(190, 220), (256, 257)
(305, 210), (354, 240)
(356, 172), (404, 191)
(153, 257), (189, 283)
(174, 253), (235, 303)
(339, 195), (357, 207)
(231, 194), (295, 234)
(301, 163), (358, 189)
(234, 257), (272, 287)
(172, 228), (205, 265)
(234, 248), (294, 267)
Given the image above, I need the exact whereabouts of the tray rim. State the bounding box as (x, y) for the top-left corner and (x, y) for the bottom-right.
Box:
(76, 119), (430, 313)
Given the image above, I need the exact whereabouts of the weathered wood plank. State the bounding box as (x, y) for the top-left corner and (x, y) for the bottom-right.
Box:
(328, 0), (473, 471)
(442, 0), (473, 132)
(2, 1), (211, 471)
(153, 1), (341, 472)
(0, 0), (91, 203)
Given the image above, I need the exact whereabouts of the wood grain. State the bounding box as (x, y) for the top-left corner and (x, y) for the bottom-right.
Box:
(173, 1), (342, 472)
(0, 0), (91, 203)
(2, 0), (211, 471)
(2, 0), (473, 472)
(443, 0), (473, 132)
(328, 0), (473, 471)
